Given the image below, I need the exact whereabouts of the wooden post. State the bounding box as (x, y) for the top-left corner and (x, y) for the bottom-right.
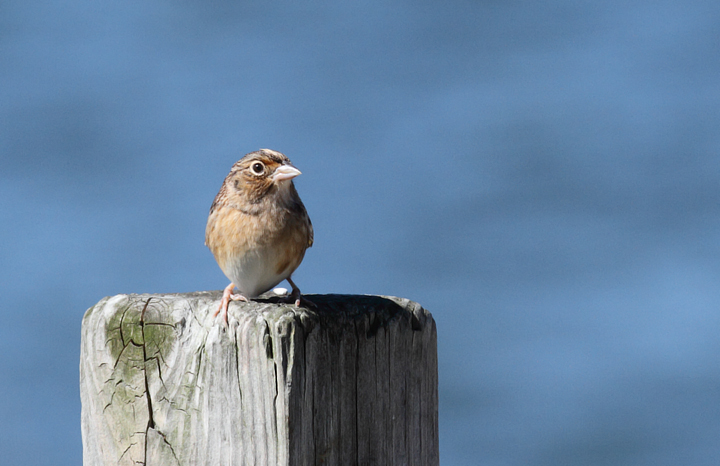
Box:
(80, 292), (438, 466)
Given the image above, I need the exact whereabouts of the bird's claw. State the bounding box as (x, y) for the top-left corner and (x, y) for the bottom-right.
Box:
(214, 283), (249, 325)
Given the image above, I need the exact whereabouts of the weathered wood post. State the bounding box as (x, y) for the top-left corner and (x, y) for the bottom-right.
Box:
(80, 292), (438, 465)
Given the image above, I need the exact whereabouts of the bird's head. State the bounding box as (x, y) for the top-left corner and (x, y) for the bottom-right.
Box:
(223, 149), (302, 208)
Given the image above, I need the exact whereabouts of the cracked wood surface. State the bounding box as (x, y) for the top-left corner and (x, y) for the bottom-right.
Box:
(80, 292), (438, 466)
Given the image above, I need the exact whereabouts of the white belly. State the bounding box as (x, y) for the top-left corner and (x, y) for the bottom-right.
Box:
(223, 246), (290, 298)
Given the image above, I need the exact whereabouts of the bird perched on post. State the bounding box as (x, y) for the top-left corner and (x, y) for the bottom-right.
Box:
(205, 149), (314, 324)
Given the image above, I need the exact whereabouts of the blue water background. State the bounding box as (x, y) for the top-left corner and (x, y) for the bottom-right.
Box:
(2, 1), (720, 464)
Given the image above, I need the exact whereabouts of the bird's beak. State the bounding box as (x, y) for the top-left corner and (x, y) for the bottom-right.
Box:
(273, 164), (302, 182)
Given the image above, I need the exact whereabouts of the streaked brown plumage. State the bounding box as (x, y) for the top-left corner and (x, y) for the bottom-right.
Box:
(205, 149), (313, 323)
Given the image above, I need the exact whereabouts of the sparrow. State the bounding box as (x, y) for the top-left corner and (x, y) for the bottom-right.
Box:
(205, 149), (314, 324)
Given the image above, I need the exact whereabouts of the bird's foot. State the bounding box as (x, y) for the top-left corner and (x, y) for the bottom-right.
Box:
(214, 283), (249, 325)
(286, 277), (316, 309)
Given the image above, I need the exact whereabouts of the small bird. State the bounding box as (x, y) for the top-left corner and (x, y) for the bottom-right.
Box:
(205, 149), (314, 323)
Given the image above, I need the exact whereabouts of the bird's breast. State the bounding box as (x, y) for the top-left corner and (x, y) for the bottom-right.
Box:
(205, 204), (310, 296)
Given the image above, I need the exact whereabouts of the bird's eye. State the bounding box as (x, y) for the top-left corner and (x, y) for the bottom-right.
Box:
(251, 162), (265, 175)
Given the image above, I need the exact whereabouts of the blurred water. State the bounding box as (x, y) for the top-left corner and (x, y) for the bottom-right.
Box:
(2, 1), (720, 464)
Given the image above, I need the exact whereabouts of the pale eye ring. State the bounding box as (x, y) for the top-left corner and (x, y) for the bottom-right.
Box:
(251, 162), (265, 175)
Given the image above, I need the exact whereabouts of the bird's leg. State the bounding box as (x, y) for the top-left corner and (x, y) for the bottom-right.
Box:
(286, 276), (302, 306)
(214, 282), (248, 324)
(286, 276), (314, 308)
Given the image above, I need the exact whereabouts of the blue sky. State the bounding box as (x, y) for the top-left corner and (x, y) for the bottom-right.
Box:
(2, 1), (720, 464)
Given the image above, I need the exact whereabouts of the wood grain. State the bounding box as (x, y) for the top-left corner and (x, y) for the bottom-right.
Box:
(80, 292), (438, 466)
